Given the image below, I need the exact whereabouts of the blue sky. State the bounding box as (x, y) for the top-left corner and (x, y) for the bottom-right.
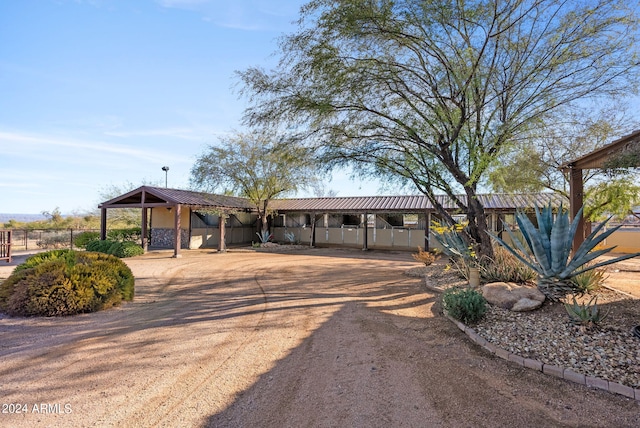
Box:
(0, 0), (383, 214)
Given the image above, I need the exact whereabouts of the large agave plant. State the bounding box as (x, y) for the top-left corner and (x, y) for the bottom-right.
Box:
(490, 203), (640, 301)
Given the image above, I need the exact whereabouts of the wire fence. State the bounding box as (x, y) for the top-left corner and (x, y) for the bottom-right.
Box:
(8, 229), (101, 251)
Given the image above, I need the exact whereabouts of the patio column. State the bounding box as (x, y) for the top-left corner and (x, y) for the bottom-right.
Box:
(141, 190), (148, 253)
(173, 204), (182, 258)
(218, 213), (227, 252)
(425, 211), (431, 251)
(100, 208), (107, 240)
(569, 166), (585, 251)
(141, 207), (148, 253)
(310, 212), (317, 247)
(362, 212), (369, 251)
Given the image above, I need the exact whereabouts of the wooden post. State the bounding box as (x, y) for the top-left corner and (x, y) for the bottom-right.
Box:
(141, 190), (148, 252)
(141, 207), (148, 252)
(173, 204), (182, 258)
(218, 213), (227, 252)
(425, 211), (431, 251)
(362, 212), (369, 251)
(569, 167), (585, 251)
(310, 212), (316, 247)
(100, 208), (107, 240)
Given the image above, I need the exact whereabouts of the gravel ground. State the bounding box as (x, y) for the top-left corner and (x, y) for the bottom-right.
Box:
(1, 249), (639, 427)
(417, 259), (640, 390)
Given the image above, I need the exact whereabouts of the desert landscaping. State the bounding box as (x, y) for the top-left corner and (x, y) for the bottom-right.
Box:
(0, 247), (639, 427)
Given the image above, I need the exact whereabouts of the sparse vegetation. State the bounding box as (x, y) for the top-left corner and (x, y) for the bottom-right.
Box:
(480, 245), (537, 284)
(564, 295), (609, 329)
(412, 246), (438, 266)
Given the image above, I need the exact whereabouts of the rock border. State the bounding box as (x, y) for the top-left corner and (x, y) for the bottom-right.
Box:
(445, 314), (640, 402)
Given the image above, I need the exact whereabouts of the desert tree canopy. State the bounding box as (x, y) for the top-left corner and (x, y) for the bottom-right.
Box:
(190, 131), (317, 232)
(238, 0), (640, 258)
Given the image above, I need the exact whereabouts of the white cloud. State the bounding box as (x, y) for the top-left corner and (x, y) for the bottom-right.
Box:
(155, 0), (300, 31)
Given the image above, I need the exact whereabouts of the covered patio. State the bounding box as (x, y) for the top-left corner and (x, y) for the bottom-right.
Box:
(561, 129), (640, 249)
(98, 186), (254, 258)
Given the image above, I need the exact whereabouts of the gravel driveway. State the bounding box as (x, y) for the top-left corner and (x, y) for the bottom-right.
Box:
(0, 248), (638, 427)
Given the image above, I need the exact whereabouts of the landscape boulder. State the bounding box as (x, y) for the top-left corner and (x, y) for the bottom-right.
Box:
(482, 282), (545, 312)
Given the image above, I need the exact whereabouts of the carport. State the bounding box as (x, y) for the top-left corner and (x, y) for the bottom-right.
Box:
(560, 129), (640, 249)
(98, 186), (254, 257)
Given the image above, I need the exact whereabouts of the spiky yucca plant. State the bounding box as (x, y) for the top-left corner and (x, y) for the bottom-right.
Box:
(490, 203), (640, 301)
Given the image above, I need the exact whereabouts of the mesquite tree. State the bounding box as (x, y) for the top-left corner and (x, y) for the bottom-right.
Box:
(190, 131), (316, 234)
(238, 0), (639, 258)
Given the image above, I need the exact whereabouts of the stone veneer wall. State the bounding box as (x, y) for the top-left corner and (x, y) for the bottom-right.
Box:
(151, 229), (190, 249)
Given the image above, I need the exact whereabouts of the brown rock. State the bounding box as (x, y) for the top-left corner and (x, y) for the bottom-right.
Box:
(482, 282), (545, 311)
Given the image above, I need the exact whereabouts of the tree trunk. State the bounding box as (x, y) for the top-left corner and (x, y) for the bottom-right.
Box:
(465, 189), (494, 260)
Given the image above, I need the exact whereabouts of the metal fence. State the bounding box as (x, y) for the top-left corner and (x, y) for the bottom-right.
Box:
(8, 229), (101, 251)
(0, 230), (11, 262)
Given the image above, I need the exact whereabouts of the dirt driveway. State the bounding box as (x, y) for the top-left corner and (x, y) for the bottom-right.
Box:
(0, 248), (638, 427)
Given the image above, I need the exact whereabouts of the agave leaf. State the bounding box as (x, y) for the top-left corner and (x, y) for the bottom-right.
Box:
(488, 231), (544, 275)
(570, 252), (640, 277)
(537, 204), (553, 241)
(499, 225), (533, 261)
(549, 207), (570, 274)
(570, 220), (619, 264)
(516, 210), (552, 274)
(561, 246), (618, 278)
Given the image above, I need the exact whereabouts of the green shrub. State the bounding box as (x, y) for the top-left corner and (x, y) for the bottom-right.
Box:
(73, 231), (100, 249)
(107, 227), (141, 242)
(107, 241), (144, 258)
(13, 249), (75, 273)
(0, 250), (134, 317)
(86, 240), (116, 253)
(442, 287), (487, 324)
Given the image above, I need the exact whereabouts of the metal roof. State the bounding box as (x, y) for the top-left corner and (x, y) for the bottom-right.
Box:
(272, 193), (567, 213)
(99, 186), (254, 210)
(99, 186), (566, 213)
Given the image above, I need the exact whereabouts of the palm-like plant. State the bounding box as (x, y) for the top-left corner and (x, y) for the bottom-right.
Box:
(490, 203), (640, 301)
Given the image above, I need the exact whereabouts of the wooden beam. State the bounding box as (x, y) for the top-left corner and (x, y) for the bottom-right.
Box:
(362, 212), (368, 251)
(569, 167), (585, 251)
(173, 204), (182, 258)
(425, 211), (431, 251)
(100, 208), (107, 240)
(218, 213), (227, 252)
(141, 190), (148, 252)
(310, 212), (316, 247)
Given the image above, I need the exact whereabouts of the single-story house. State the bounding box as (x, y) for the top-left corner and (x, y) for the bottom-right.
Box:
(99, 187), (567, 257)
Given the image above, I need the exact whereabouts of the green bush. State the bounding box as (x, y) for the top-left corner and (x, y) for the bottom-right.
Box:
(0, 250), (134, 317)
(107, 241), (144, 258)
(86, 240), (116, 253)
(73, 231), (100, 249)
(442, 287), (487, 324)
(107, 227), (141, 242)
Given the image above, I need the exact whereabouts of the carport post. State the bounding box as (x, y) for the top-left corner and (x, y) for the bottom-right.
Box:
(100, 208), (107, 240)
(218, 213), (227, 253)
(569, 166), (585, 251)
(362, 212), (368, 251)
(173, 204), (182, 258)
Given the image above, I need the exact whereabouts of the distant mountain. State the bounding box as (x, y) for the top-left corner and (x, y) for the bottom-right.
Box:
(0, 213), (47, 223)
